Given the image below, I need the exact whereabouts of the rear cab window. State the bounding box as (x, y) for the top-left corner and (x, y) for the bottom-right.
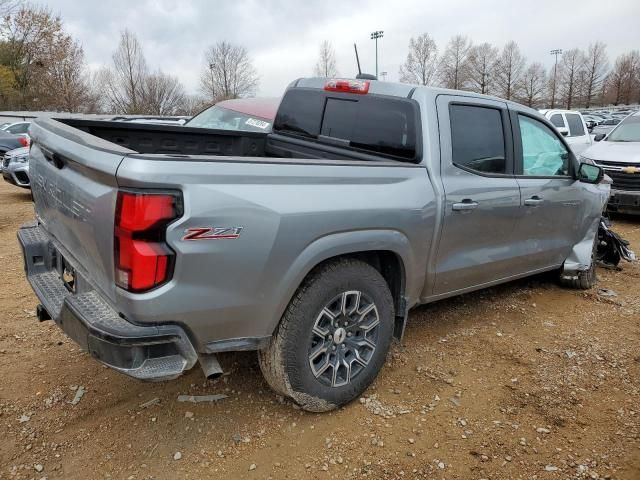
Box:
(273, 89), (420, 162)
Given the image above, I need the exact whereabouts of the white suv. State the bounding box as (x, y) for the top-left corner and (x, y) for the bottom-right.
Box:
(539, 110), (592, 154)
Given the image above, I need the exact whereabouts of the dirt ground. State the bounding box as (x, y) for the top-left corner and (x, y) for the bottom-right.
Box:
(0, 179), (639, 480)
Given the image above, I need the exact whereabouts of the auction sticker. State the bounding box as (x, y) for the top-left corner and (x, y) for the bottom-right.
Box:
(245, 118), (270, 129)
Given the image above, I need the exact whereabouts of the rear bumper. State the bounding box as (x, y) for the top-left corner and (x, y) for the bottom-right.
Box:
(17, 222), (197, 380)
(607, 189), (640, 215)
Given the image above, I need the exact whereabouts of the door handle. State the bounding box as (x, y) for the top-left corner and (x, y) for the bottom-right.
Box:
(524, 196), (543, 206)
(452, 200), (479, 211)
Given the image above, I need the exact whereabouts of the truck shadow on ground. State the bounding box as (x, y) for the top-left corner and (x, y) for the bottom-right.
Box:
(4, 189), (32, 204)
(214, 271), (559, 392)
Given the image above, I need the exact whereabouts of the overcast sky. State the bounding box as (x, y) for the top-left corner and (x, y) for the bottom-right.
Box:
(47, 0), (640, 98)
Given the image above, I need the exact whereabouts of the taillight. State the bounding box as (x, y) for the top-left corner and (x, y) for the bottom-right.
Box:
(114, 191), (182, 293)
(324, 78), (370, 94)
(19, 136), (29, 147)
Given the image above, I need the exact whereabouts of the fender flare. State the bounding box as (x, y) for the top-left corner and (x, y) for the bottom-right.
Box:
(265, 229), (420, 337)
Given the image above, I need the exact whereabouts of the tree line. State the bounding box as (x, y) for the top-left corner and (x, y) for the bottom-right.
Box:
(0, 2), (638, 115)
(394, 33), (639, 109)
(0, 3), (259, 114)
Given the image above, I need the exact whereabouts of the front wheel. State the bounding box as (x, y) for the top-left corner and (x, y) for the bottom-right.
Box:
(258, 259), (395, 412)
(559, 234), (598, 290)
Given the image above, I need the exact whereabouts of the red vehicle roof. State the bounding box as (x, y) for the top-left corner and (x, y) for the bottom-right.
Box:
(216, 97), (280, 121)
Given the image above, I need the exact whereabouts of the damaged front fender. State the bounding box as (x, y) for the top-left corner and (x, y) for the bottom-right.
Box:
(562, 182), (610, 275)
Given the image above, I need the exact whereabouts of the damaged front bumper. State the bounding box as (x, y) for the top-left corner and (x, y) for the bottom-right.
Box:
(17, 222), (198, 381)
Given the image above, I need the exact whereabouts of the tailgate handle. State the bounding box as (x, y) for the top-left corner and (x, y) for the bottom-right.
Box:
(43, 149), (65, 169)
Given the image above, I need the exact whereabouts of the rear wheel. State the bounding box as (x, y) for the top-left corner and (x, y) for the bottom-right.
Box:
(258, 258), (394, 412)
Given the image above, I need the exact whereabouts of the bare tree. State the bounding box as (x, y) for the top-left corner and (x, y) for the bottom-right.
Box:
(0, 0), (21, 16)
(0, 5), (66, 108)
(35, 37), (91, 112)
(176, 94), (209, 116)
(398, 33), (438, 86)
(623, 50), (640, 104)
(102, 30), (148, 113)
(141, 70), (186, 115)
(199, 41), (258, 102)
(518, 62), (547, 107)
(493, 41), (525, 100)
(558, 48), (585, 109)
(438, 34), (471, 89)
(314, 40), (338, 77)
(467, 42), (498, 94)
(582, 42), (608, 108)
(606, 54), (629, 105)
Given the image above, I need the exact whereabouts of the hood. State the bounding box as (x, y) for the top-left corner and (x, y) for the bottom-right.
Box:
(5, 146), (29, 158)
(582, 141), (640, 164)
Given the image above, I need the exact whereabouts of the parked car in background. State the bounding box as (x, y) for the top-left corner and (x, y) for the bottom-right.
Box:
(539, 109), (592, 154)
(1, 146), (29, 188)
(185, 97), (279, 132)
(1, 121), (31, 136)
(580, 112), (640, 214)
(583, 115), (603, 130)
(592, 118), (622, 136)
(0, 129), (29, 154)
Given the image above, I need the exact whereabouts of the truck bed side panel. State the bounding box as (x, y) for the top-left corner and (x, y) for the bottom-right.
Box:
(58, 118), (267, 156)
(114, 157), (435, 351)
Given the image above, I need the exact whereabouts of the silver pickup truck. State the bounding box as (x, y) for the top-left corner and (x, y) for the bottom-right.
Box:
(19, 78), (608, 412)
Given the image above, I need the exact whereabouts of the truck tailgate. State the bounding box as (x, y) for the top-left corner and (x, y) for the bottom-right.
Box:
(28, 118), (134, 303)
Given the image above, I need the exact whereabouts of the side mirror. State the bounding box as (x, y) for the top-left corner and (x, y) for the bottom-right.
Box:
(594, 133), (606, 142)
(557, 126), (569, 137)
(577, 162), (604, 184)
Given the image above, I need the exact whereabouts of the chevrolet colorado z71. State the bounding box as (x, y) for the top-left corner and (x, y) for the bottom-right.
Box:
(19, 78), (608, 411)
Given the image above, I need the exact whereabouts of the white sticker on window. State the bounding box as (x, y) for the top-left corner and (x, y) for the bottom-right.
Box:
(245, 118), (270, 129)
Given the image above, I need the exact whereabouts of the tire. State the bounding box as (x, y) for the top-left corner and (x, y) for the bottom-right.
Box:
(258, 258), (395, 412)
(559, 234), (598, 290)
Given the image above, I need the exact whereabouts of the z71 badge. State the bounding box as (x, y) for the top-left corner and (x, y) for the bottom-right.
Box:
(182, 227), (243, 240)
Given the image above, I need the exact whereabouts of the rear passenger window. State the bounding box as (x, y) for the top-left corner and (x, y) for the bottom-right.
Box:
(565, 114), (585, 137)
(449, 104), (506, 174)
(549, 114), (565, 128)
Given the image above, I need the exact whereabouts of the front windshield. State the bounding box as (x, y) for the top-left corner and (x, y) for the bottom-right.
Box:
(607, 117), (640, 142)
(186, 105), (271, 133)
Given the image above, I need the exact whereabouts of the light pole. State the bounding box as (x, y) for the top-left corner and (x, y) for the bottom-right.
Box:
(208, 63), (216, 103)
(370, 30), (384, 78)
(481, 71), (489, 95)
(550, 49), (562, 108)
(380, 71), (388, 81)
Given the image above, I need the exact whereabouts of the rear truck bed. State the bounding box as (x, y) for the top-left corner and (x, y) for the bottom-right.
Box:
(21, 113), (433, 382)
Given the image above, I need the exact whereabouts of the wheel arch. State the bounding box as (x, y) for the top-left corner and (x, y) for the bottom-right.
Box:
(267, 229), (418, 341)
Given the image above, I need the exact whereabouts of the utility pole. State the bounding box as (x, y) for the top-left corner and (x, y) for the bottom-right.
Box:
(208, 63), (216, 103)
(380, 71), (388, 81)
(550, 49), (562, 108)
(370, 30), (384, 78)
(481, 71), (489, 95)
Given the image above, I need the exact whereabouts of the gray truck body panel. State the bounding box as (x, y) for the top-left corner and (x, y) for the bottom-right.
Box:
(21, 78), (608, 378)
